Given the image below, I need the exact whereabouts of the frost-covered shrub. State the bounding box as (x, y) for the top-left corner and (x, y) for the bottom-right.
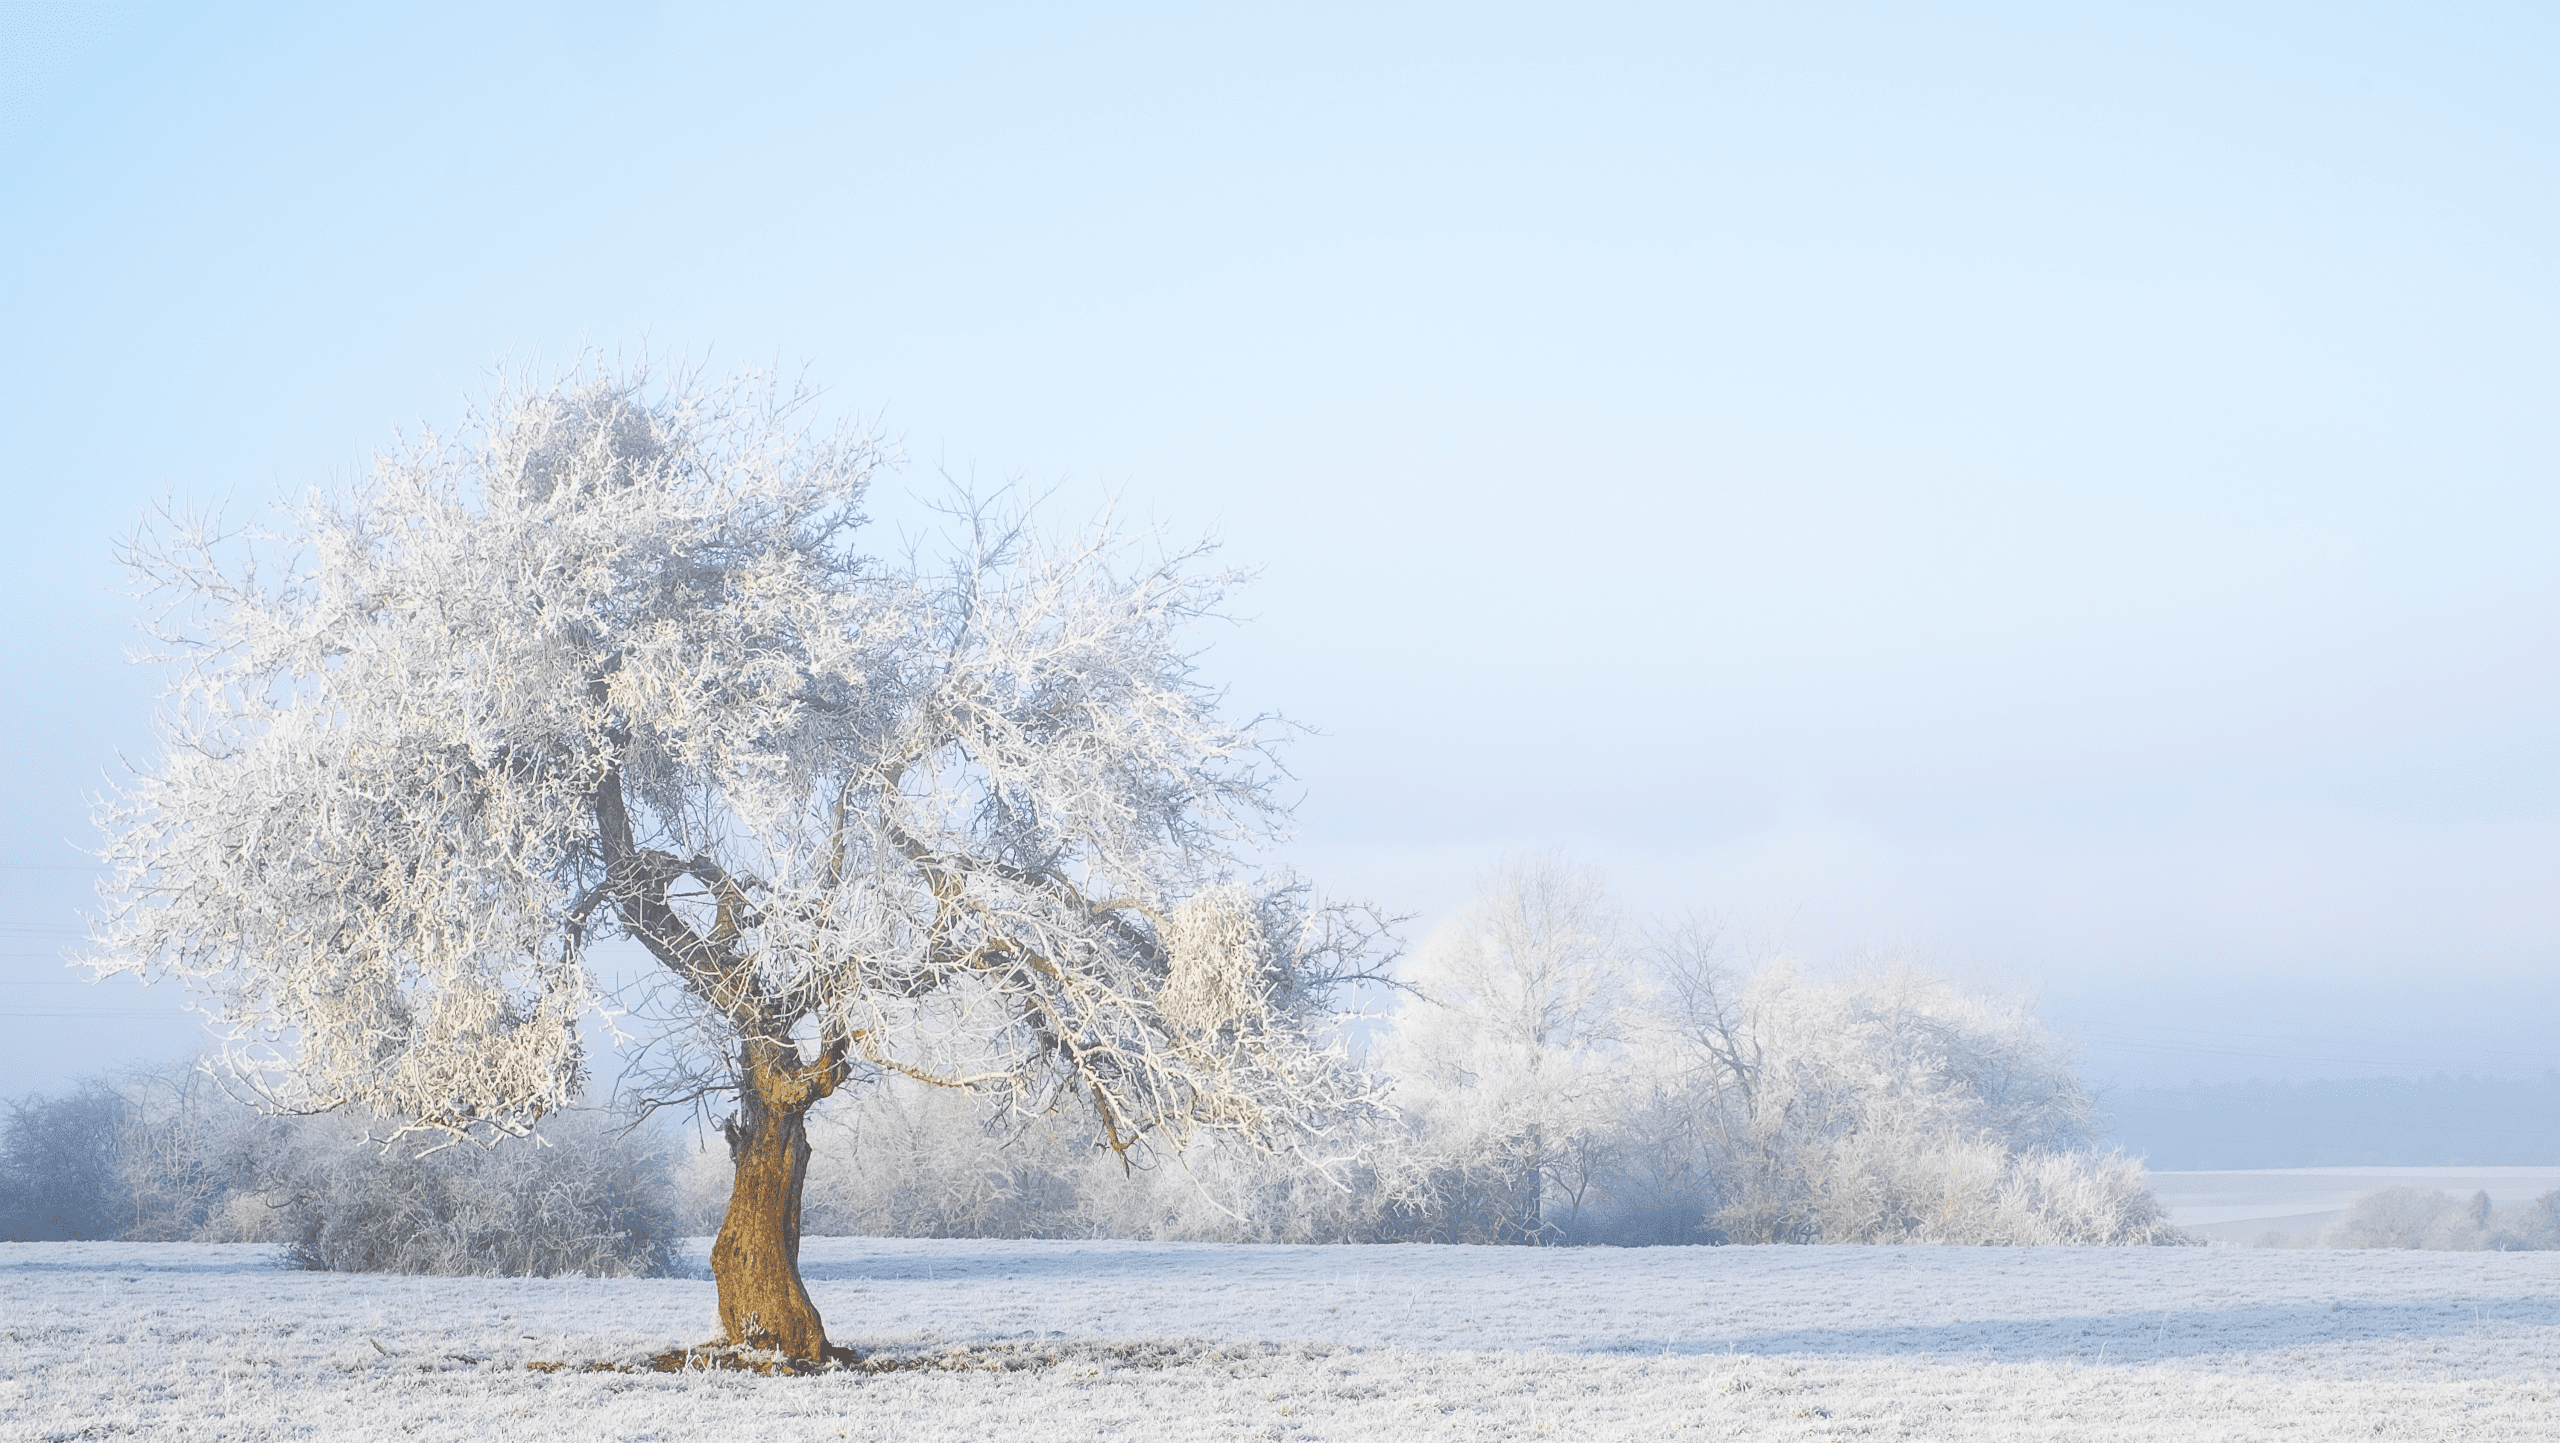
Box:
(1370, 909), (2180, 1248)
(5, 1066), (681, 1272)
(2, 1070), (272, 1242)
(260, 1111), (680, 1276)
(1346, 866), (2180, 1248)
(796, 1082), (1081, 1240)
(1680, 964), (2176, 1245)
(1982, 1148), (2181, 1245)
(1771, 1138), (2176, 1246)
(112, 1068), (277, 1241)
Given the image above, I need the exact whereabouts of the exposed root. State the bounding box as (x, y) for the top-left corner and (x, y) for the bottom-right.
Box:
(845, 1340), (1192, 1375)
(528, 1342), (864, 1376)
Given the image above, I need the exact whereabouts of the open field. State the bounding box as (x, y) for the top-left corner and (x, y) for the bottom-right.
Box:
(2150, 1167), (2560, 1245)
(7, 1237), (2560, 1440)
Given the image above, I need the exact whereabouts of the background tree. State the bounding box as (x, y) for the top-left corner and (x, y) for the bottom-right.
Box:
(1649, 933), (2160, 1244)
(90, 362), (1380, 1363)
(1381, 857), (1630, 1242)
(0, 1080), (128, 1240)
(1372, 883), (2173, 1248)
(3, 1060), (692, 1271)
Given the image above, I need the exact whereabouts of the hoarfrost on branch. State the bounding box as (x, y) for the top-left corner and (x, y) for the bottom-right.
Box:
(87, 362), (1384, 1162)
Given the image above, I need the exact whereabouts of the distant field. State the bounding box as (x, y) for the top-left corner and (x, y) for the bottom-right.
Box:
(7, 1237), (2560, 1440)
(2149, 1166), (2560, 1245)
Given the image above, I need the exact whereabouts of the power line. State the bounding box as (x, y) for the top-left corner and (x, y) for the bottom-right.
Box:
(0, 1009), (193, 1019)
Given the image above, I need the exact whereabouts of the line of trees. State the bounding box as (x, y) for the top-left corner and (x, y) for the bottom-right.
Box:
(12, 860), (2190, 1257)
(696, 859), (2184, 1248)
(2323, 1187), (2560, 1251)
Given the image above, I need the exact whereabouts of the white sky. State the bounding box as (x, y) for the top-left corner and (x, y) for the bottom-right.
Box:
(3, 2), (2554, 1096)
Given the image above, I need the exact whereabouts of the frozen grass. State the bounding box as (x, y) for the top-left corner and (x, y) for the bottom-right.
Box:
(7, 1237), (2560, 1439)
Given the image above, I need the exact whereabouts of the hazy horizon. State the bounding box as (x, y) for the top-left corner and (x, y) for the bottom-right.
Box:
(5, 2), (2554, 1101)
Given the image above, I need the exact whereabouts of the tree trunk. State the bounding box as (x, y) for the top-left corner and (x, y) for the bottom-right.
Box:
(1518, 1122), (1544, 1245)
(711, 1072), (832, 1363)
(590, 749), (850, 1364)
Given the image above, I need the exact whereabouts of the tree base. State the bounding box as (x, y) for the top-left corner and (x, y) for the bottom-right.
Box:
(652, 1341), (866, 1374)
(528, 1341), (865, 1376)
(527, 1338), (1217, 1377)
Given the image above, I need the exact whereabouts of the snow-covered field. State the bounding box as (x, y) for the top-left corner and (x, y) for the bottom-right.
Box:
(8, 1237), (2560, 1441)
(2150, 1168), (2560, 1245)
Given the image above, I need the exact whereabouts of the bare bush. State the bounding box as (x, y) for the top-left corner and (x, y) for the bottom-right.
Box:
(258, 1112), (680, 1277)
(5, 1065), (679, 1274)
(111, 1067), (274, 1240)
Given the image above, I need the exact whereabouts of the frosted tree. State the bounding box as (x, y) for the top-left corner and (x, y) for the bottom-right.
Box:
(1382, 857), (1630, 1241)
(89, 362), (1383, 1363)
(1650, 942), (2139, 1244)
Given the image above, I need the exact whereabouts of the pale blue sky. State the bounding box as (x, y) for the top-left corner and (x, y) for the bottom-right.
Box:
(4, 2), (2554, 1097)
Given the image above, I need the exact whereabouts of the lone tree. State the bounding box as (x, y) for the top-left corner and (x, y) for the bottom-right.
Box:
(91, 363), (1381, 1363)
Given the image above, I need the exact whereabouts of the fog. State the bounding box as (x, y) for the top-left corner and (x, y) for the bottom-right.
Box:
(4, 3), (2554, 1101)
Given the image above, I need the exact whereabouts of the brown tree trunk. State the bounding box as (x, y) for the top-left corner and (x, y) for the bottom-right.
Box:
(589, 747), (851, 1364)
(711, 1069), (832, 1363)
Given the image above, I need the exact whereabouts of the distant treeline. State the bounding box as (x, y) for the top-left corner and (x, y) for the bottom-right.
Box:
(2103, 1074), (2560, 1170)
(0, 1070), (680, 1275)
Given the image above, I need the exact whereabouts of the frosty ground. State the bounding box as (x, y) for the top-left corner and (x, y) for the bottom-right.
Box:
(7, 1238), (2560, 1441)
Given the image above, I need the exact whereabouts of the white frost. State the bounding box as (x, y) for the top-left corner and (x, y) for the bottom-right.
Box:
(6, 1238), (2558, 1439)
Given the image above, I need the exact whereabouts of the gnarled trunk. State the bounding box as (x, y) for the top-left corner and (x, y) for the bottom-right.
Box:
(711, 1069), (831, 1362)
